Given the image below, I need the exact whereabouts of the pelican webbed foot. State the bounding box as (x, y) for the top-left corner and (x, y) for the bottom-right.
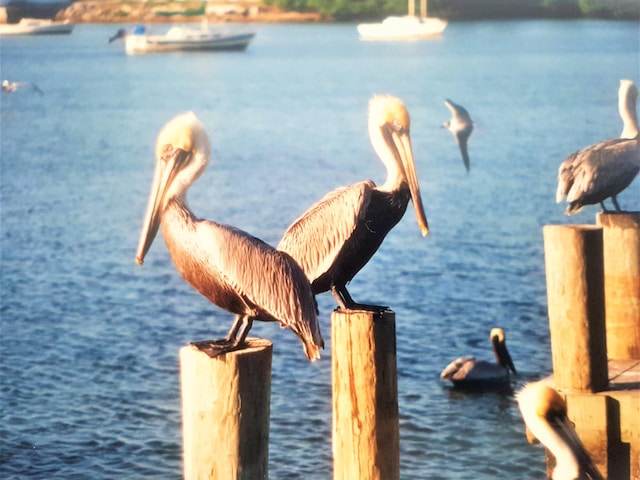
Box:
(190, 338), (246, 358)
(331, 285), (390, 314)
(190, 315), (254, 358)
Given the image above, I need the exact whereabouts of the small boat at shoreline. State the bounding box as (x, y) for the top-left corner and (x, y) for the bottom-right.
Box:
(357, 0), (446, 40)
(110, 22), (255, 55)
(0, 18), (73, 36)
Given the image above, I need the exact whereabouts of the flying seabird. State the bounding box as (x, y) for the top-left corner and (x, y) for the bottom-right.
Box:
(556, 79), (639, 215)
(2, 79), (43, 95)
(442, 98), (473, 172)
(440, 327), (516, 391)
(136, 111), (324, 361)
(277, 94), (429, 311)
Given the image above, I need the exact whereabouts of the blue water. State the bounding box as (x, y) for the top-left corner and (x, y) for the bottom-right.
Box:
(1, 20), (638, 479)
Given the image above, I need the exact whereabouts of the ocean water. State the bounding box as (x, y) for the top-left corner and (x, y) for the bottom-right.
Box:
(1, 20), (638, 479)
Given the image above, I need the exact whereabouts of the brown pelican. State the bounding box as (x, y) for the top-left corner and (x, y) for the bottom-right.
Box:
(556, 79), (639, 215)
(277, 95), (429, 310)
(2, 79), (43, 95)
(517, 382), (605, 480)
(136, 112), (324, 361)
(442, 98), (473, 172)
(440, 327), (516, 391)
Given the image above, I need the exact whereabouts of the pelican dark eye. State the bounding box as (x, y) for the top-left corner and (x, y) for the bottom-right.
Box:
(160, 144), (175, 163)
(391, 119), (407, 134)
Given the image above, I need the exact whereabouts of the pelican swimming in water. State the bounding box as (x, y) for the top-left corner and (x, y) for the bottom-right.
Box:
(440, 327), (516, 391)
(136, 112), (324, 361)
(556, 79), (639, 215)
(442, 98), (473, 172)
(277, 95), (429, 310)
(517, 382), (605, 480)
(2, 79), (43, 95)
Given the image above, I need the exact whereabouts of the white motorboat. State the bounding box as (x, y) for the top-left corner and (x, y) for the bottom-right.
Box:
(0, 18), (73, 36)
(112, 22), (255, 55)
(357, 0), (447, 40)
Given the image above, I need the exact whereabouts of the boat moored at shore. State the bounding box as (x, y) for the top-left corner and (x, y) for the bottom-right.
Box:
(110, 22), (255, 55)
(357, 0), (446, 40)
(0, 17), (72, 36)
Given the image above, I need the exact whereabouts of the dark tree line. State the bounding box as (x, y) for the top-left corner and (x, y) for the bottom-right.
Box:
(262, 0), (639, 21)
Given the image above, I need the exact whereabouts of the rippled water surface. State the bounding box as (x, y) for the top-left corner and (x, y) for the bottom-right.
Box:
(1, 20), (638, 479)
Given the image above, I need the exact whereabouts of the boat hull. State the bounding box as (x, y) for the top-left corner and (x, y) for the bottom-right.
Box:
(125, 31), (255, 54)
(0, 18), (73, 36)
(358, 16), (447, 40)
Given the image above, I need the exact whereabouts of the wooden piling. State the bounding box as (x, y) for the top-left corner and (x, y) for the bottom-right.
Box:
(180, 338), (272, 480)
(332, 309), (399, 480)
(596, 212), (640, 360)
(543, 225), (608, 392)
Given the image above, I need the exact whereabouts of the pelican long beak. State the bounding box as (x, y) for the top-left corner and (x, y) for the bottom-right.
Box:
(492, 333), (517, 374)
(135, 146), (190, 265)
(550, 416), (604, 480)
(394, 130), (429, 236)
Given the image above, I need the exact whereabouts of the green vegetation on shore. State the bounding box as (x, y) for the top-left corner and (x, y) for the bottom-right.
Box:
(264, 0), (639, 21)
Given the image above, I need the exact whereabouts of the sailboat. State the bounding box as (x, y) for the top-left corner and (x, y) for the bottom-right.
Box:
(357, 0), (447, 40)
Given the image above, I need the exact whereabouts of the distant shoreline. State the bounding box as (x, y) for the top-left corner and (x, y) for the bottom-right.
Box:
(2, 0), (638, 24)
(55, 1), (327, 24)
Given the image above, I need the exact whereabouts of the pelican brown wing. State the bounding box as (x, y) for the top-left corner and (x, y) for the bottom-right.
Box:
(557, 137), (639, 213)
(278, 180), (373, 286)
(197, 221), (324, 358)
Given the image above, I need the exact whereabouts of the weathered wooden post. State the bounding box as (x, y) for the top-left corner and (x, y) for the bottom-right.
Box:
(180, 338), (272, 480)
(596, 212), (640, 360)
(332, 309), (399, 480)
(543, 225), (608, 392)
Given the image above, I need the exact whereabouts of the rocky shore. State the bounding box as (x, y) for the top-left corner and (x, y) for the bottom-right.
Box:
(55, 0), (327, 24)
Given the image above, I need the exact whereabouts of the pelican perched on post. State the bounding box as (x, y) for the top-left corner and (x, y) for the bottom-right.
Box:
(442, 98), (473, 172)
(517, 382), (605, 480)
(136, 112), (324, 361)
(556, 79), (639, 215)
(440, 327), (516, 391)
(277, 95), (429, 311)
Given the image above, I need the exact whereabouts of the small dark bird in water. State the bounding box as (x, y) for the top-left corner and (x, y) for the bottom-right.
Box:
(556, 79), (639, 215)
(440, 327), (516, 391)
(442, 98), (473, 172)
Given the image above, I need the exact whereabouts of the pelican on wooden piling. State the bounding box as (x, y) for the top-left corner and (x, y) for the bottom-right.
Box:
(516, 382), (605, 480)
(136, 112), (324, 361)
(440, 327), (516, 391)
(442, 98), (474, 172)
(556, 79), (640, 215)
(277, 95), (429, 311)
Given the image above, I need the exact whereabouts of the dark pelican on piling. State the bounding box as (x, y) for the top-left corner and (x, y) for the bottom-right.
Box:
(440, 327), (516, 391)
(136, 112), (324, 361)
(442, 98), (473, 172)
(556, 79), (639, 215)
(517, 382), (605, 480)
(277, 95), (429, 311)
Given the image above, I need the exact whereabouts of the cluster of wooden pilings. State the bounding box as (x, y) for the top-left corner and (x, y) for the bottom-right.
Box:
(177, 212), (639, 480)
(179, 308), (399, 480)
(543, 212), (640, 480)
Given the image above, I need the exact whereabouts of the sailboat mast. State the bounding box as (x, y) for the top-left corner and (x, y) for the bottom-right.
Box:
(409, 0), (428, 18)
